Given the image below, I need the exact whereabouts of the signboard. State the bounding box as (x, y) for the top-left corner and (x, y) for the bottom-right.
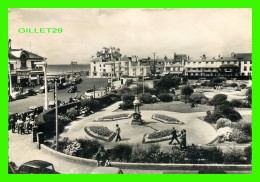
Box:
(17, 71), (30, 76)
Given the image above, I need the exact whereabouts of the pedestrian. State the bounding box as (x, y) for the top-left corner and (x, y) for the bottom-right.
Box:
(10, 116), (15, 133)
(95, 146), (110, 167)
(17, 117), (24, 135)
(115, 124), (121, 142)
(180, 129), (187, 150)
(24, 120), (29, 134)
(169, 127), (180, 145)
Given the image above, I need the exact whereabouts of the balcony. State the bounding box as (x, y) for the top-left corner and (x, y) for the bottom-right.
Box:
(32, 67), (43, 72)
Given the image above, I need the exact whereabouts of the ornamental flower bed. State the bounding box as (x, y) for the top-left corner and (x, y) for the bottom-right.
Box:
(97, 113), (131, 121)
(143, 129), (177, 143)
(152, 114), (184, 124)
(84, 126), (116, 142)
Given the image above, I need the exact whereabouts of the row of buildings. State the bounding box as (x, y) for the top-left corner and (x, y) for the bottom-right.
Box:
(90, 47), (252, 79)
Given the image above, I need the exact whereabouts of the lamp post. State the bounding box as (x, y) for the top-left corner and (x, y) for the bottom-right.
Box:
(8, 61), (16, 95)
(35, 60), (48, 110)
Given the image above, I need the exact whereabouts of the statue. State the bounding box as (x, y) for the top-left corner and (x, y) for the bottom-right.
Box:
(132, 96), (143, 125)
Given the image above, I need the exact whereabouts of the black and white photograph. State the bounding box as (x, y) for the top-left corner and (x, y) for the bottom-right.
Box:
(8, 8), (252, 174)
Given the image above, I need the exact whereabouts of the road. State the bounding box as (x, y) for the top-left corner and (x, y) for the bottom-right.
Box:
(8, 77), (108, 113)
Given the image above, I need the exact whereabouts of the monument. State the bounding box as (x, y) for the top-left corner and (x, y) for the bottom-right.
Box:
(131, 96), (143, 125)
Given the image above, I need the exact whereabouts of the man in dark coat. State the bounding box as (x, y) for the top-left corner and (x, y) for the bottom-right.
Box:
(169, 127), (180, 145)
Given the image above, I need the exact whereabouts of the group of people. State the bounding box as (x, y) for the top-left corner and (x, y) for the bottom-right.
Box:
(169, 127), (187, 149)
(9, 112), (37, 135)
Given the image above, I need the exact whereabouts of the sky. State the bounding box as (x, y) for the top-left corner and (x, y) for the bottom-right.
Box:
(8, 8), (252, 65)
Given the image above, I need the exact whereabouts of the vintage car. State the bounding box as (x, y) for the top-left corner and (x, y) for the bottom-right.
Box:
(9, 160), (59, 174)
(68, 85), (77, 93)
(89, 167), (123, 174)
(25, 89), (37, 96)
(39, 86), (50, 93)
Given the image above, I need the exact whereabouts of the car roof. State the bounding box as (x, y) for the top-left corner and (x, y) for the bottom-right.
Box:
(21, 160), (53, 169)
(90, 167), (122, 174)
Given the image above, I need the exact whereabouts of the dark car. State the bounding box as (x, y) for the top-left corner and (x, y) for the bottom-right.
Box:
(17, 160), (59, 174)
(68, 85), (77, 93)
(25, 89), (37, 96)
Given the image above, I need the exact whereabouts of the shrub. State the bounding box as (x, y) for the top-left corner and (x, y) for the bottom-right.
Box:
(181, 85), (194, 97)
(63, 141), (82, 156)
(215, 104), (242, 122)
(223, 149), (246, 164)
(130, 145), (148, 163)
(138, 93), (154, 104)
(216, 118), (232, 129)
(240, 84), (247, 89)
(230, 99), (242, 108)
(119, 100), (134, 110)
(67, 107), (79, 120)
(234, 122), (252, 137)
(217, 127), (233, 143)
(210, 94), (228, 106)
(108, 144), (132, 162)
(189, 92), (208, 104)
(158, 93), (173, 102)
(244, 145), (252, 164)
(229, 83), (238, 87)
(76, 138), (103, 159)
(81, 98), (100, 111)
(58, 114), (72, 125)
(230, 128), (252, 143)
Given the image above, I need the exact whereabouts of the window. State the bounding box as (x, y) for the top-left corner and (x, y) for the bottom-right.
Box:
(198, 68), (201, 70)
(234, 61), (237, 64)
(193, 68), (196, 70)
(244, 61), (247, 64)
(227, 61), (230, 64)
(103, 64), (105, 67)
(103, 69), (106, 72)
(250, 60), (252, 64)
(199, 62), (201, 64)
(244, 66), (247, 71)
(10, 64), (14, 70)
(94, 67), (96, 71)
(94, 62), (96, 64)
(250, 66), (252, 71)
(193, 62), (196, 64)
(222, 61), (224, 64)
(100, 64), (101, 67)
(206, 62), (208, 64)
(211, 62), (214, 64)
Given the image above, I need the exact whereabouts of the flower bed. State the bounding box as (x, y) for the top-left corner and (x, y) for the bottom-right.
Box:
(143, 129), (175, 143)
(84, 126), (116, 142)
(152, 114), (184, 124)
(97, 113), (131, 121)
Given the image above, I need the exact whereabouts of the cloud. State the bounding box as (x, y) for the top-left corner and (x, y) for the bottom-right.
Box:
(8, 8), (252, 64)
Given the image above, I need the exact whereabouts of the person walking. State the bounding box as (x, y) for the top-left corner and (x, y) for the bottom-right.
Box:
(115, 124), (121, 142)
(169, 127), (180, 145)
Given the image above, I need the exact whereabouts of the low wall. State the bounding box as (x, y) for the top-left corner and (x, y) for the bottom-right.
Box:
(41, 144), (252, 171)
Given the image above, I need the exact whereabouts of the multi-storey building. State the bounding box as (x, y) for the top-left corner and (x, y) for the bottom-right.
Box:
(8, 41), (46, 87)
(231, 53), (252, 77)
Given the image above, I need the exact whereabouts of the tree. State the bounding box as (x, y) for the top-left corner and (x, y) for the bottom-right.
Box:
(154, 76), (180, 93)
(246, 87), (252, 105)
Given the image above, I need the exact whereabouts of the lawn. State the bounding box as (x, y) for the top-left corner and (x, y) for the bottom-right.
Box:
(139, 101), (213, 113)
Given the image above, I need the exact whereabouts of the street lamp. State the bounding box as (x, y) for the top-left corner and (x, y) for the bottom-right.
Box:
(35, 59), (48, 110)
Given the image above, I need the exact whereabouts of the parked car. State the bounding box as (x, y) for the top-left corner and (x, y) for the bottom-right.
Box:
(68, 85), (77, 93)
(89, 167), (123, 174)
(10, 92), (25, 100)
(25, 89), (37, 96)
(39, 86), (50, 93)
(9, 160), (60, 174)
